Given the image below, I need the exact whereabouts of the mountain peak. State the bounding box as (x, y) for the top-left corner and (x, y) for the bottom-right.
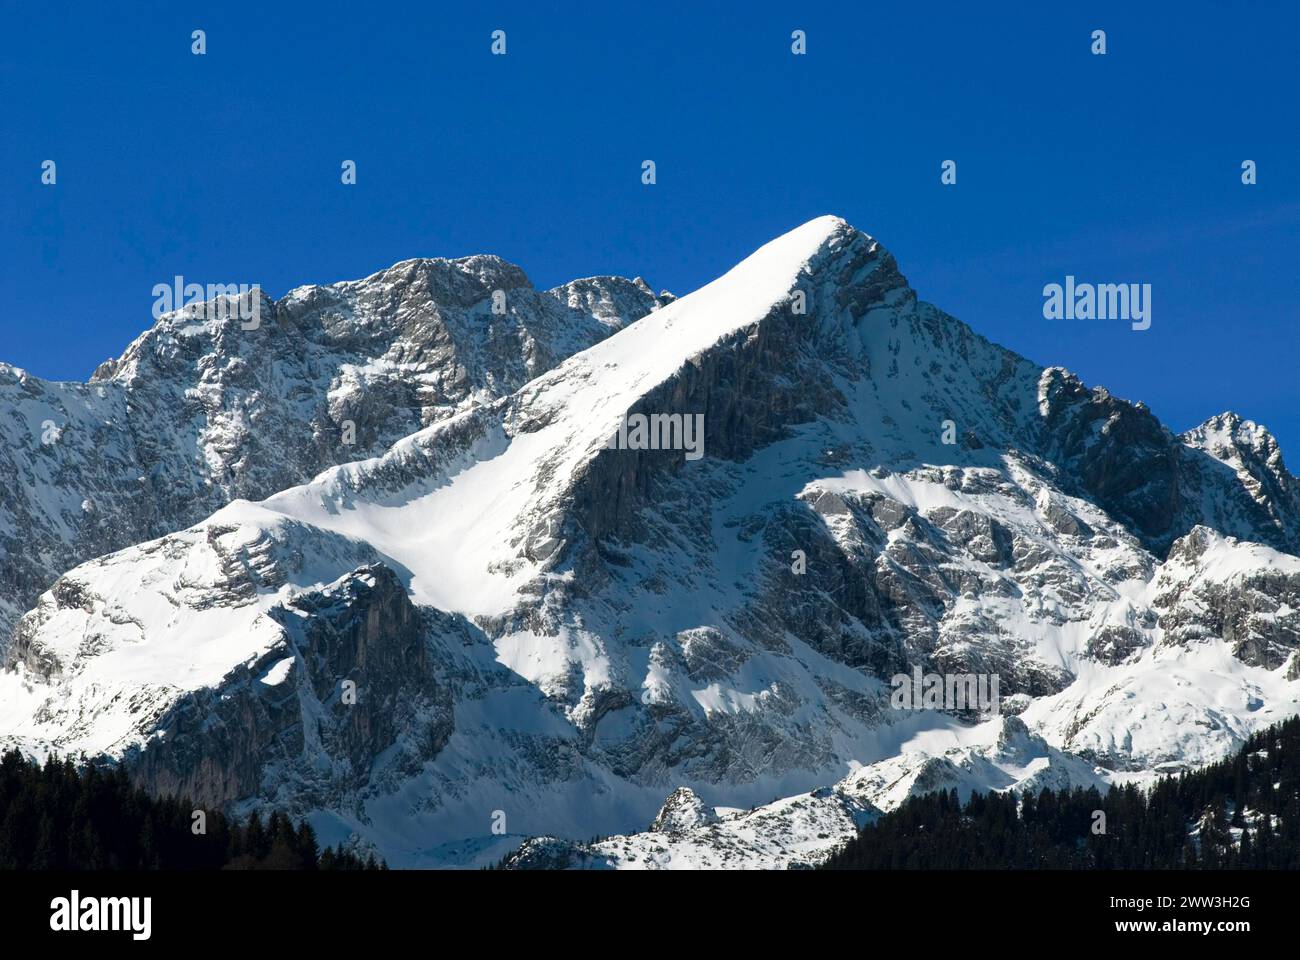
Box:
(546, 275), (673, 330)
(361, 253), (533, 295)
(1185, 411), (1282, 459)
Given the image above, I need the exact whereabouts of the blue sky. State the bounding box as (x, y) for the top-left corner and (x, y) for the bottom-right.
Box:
(3, 1), (1298, 453)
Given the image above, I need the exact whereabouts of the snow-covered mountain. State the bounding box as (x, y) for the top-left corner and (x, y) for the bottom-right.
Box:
(2, 216), (1297, 868)
(0, 260), (671, 635)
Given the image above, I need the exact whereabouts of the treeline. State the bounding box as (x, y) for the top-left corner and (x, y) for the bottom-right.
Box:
(823, 716), (1300, 869)
(0, 749), (385, 870)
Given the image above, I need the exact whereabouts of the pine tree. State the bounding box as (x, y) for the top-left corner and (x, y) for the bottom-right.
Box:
(0, 747), (386, 869)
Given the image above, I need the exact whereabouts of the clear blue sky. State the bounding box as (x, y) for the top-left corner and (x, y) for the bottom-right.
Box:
(3, 2), (1297, 454)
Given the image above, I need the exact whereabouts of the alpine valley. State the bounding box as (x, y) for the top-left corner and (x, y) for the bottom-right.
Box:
(2, 217), (1298, 869)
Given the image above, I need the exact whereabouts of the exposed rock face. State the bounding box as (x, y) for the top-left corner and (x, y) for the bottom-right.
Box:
(1154, 527), (1300, 670)
(124, 563), (445, 808)
(1083, 625), (1150, 665)
(7, 550), (447, 811)
(1180, 412), (1300, 555)
(675, 628), (749, 683)
(1036, 367), (1183, 548)
(1036, 372), (1300, 559)
(649, 787), (720, 834)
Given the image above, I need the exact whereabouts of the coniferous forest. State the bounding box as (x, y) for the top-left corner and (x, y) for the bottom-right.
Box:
(0, 749), (385, 870)
(823, 716), (1300, 869)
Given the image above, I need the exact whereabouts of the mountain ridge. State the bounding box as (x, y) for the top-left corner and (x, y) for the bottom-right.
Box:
(0, 258), (671, 640)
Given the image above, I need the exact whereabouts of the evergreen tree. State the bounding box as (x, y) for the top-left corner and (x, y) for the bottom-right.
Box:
(0, 748), (386, 870)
